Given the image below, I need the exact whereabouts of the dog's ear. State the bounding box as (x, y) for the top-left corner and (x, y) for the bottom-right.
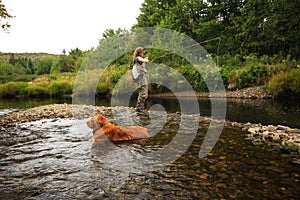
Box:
(95, 114), (106, 126)
(91, 117), (101, 129)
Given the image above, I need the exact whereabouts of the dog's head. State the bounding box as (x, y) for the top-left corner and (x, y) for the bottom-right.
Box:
(86, 114), (108, 133)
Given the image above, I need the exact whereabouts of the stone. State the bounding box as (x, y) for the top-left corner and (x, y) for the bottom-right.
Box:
(279, 133), (289, 140)
(267, 125), (276, 132)
(276, 125), (290, 131)
(261, 131), (269, 137)
(248, 128), (257, 135)
(272, 133), (281, 142)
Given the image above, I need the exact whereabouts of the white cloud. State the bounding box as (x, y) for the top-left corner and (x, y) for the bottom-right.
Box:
(0, 0), (143, 54)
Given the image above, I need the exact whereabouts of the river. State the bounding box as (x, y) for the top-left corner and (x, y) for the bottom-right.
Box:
(0, 97), (299, 199)
(1, 96), (300, 128)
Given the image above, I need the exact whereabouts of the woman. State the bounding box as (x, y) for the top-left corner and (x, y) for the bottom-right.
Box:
(132, 47), (149, 113)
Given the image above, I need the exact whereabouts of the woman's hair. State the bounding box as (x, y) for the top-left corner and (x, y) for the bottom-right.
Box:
(133, 47), (144, 61)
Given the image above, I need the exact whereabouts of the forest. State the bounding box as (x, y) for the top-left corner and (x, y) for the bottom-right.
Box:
(0, 0), (299, 98)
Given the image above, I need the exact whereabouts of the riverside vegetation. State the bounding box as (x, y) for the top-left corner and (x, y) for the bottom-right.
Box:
(0, 51), (299, 99)
(1, 0), (299, 99)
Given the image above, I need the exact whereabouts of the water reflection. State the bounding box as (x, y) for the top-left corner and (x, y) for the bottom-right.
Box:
(148, 97), (300, 128)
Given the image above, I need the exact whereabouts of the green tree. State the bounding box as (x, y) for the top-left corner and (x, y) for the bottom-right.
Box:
(51, 48), (85, 73)
(0, 63), (18, 75)
(35, 56), (55, 75)
(102, 28), (126, 39)
(8, 53), (17, 65)
(56, 55), (73, 72)
(136, 0), (176, 28)
(231, 0), (300, 58)
(135, 0), (300, 58)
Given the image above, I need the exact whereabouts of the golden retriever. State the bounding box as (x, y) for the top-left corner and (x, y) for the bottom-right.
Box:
(86, 114), (149, 142)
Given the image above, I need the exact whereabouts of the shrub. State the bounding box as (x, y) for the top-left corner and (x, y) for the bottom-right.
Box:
(0, 63), (18, 75)
(109, 70), (136, 95)
(35, 56), (56, 75)
(96, 82), (110, 95)
(178, 64), (208, 92)
(237, 65), (268, 88)
(268, 68), (300, 97)
(73, 69), (103, 96)
(26, 82), (49, 97)
(0, 82), (28, 97)
(48, 80), (72, 96)
(217, 54), (243, 68)
(108, 65), (127, 84)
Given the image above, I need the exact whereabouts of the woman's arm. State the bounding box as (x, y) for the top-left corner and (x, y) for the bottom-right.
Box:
(137, 56), (149, 64)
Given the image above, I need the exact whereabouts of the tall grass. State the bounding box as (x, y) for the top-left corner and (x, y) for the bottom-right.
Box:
(0, 82), (28, 97)
(48, 80), (73, 96)
(0, 74), (75, 97)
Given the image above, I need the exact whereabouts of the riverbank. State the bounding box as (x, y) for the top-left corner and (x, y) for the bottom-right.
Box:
(1, 103), (299, 156)
(150, 87), (272, 99)
(227, 121), (300, 154)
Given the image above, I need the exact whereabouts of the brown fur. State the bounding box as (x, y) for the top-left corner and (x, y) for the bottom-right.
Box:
(86, 114), (149, 142)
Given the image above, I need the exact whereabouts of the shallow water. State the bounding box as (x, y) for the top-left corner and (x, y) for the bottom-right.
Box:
(0, 111), (299, 199)
(1, 97), (300, 128)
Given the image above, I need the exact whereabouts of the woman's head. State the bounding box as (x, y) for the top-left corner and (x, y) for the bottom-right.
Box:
(133, 47), (145, 59)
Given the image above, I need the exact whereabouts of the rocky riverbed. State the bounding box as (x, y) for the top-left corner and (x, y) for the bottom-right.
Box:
(1, 103), (300, 199)
(150, 87), (272, 99)
(1, 103), (299, 155)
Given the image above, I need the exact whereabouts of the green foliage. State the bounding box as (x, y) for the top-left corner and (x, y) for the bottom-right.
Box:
(237, 65), (268, 88)
(268, 68), (300, 97)
(109, 70), (136, 95)
(96, 82), (110, 95)
(0, 73), (77, 97)
(216, 54), (299, 91)
(135, 0), (300, 59)
(0, 63), (21, 75)
(35, 56), (56, 75)
(0, 82), (28, 97)
(7, 54), (34, 74)
(48, 80), (72, 96)
(0, 71), (37, 84)
(26, 81), (49, 97)
(178, 64), (208, 92)
(0, 50), (86, 79)
(108, 65), (127, 84)
(1, 0), (300, 99)
(73, 69), (103, 96)
(55, 55), (74, 73)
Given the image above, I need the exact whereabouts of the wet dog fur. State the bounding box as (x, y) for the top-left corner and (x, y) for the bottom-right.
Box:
(86, 114), (149, 142)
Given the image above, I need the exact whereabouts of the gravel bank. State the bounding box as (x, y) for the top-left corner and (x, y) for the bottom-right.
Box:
(150, 87), (272, 99)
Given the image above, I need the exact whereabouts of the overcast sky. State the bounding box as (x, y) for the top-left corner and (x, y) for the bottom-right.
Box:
(0, 0), (144, 54)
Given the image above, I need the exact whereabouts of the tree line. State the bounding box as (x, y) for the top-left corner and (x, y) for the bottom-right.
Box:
(0, 49), (87, 83)
(135, 0), (300, 59)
